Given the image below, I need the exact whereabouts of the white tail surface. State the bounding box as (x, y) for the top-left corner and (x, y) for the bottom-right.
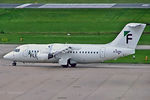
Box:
(110, 23), (146, 49)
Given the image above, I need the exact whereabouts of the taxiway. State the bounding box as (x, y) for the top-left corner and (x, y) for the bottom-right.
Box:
(0, 44), (150, 100)
(0, 3), (150, 8)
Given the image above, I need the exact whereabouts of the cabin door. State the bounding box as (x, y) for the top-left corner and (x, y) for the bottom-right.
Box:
(100, 48), (105, 58)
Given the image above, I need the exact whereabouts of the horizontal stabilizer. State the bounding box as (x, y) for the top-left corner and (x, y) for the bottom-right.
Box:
(127, 23), (141, 28)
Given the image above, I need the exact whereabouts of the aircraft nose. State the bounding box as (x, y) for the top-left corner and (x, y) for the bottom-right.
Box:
(3, 52), (14, 60)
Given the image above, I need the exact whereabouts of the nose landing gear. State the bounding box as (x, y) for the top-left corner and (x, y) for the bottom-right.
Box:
(12, 61), (16, 66)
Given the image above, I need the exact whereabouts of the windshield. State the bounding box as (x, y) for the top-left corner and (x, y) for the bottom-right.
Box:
(14, 49), (20, 52)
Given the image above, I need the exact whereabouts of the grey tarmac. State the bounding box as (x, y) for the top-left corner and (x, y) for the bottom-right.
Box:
(0, 44), (150, 100)
(0, 3), (150, 8)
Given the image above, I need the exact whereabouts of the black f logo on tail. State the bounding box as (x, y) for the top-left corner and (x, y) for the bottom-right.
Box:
(124, 31), (132, 44)
(126, 34), (132, 44)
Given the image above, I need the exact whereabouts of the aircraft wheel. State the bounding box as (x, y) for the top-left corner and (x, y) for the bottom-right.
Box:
(12, 61), (16, 66)
(70, 64), (77, 68)
(68, 59), (77, 68)
(62, 65), (69, 68)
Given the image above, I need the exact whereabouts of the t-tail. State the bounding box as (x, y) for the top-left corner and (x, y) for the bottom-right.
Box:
(110, 23), (147, 49)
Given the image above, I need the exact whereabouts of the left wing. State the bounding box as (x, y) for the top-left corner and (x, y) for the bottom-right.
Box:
(48, 44), (81, 59)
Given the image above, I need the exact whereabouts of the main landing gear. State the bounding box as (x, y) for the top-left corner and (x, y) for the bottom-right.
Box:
(62, 65), (69, 68)
(70, 63), (77, 68)
(12, 61), (16, 66)
(62, 59), (77, 68)
(62, 64), (77, 68)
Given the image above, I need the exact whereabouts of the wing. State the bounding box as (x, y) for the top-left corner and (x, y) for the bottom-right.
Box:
(50, 44), (81, 56)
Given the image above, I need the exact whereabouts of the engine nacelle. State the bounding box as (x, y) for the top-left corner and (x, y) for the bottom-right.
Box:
(48, 53), (53, 59)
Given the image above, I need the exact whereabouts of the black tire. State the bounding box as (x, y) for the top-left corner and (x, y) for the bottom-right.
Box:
(68, 59), (77, 68)
(12, 62), (16, 66)
(62, 65), (68, 68)
(70, 64), (77, 68)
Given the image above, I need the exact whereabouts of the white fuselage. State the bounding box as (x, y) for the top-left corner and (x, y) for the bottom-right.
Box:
(6, 43), (135, 64)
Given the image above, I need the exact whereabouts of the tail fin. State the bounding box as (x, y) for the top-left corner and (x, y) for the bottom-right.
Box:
(110, 23), (146, 49)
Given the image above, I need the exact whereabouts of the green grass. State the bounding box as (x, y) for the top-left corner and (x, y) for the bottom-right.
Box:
(0, 9), (150, 33)
(1, 0), (150, 3)
(1, 33), (115, 44)
(105, 50), (150, 64)
(0, 9), (150, 44)
(0, 33), (150, 44)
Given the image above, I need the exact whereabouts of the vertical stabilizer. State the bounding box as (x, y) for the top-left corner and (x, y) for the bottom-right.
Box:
(110, 23), (146, 49)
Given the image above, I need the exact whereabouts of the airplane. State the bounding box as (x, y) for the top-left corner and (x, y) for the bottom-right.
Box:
(3, 23), (147, 67)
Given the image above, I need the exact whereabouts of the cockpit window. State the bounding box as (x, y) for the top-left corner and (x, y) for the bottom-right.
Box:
(14, 49), (20, 52)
